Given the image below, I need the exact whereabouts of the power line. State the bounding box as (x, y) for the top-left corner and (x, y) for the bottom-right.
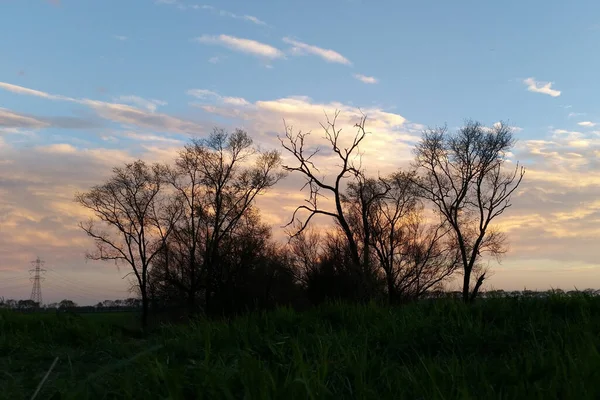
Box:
(29, 257), (45, 305)
(44, 280), (128, 299)
(44, 269), (131, 295)
(41, 289), (100, 305)
(0, 276), (30, 282)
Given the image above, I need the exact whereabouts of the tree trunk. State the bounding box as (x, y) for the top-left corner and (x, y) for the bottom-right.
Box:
(141, 292), (149, 329)
(386, 271), (396, 304)
(462, 269), (471, 303)
(469, 273), (486, 303)
(187, 288), (196, 313)
(205, 280), (212, 316)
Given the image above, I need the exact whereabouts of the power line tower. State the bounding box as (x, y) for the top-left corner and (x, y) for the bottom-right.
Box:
(29, 257), (45, 305)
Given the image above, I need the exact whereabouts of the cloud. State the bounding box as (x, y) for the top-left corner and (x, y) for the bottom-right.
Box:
(122, 131), (183, 144)
(282, 37), (351, 65)
(195, 35), (284, 59)
(114, 96), (167, 112)
(568, 112), (586, 118)
(242, 15), (266, 26)
(523, 77), (561, 97)
(577, 121), (597, 127)
(0, 108), (49, 129)
(84, 101), (206, 134)
(476, 126), (600, 278)
(223, 97), (250, 106)
(0, 81), (69, 100)
(187, 88), (250, 107)
(187, 89), (219, 98)
(161, 2), (268, 25)
(113, 35), (127, 41)
(191, 5), (267, 25)
(186, 90), (600, 286)
(0, 82), (206, 134)
(0, 137), (187, 303)
(189, 89), (415, 177)
(353, 74), (378, 84)
(208, 56), (220, 64)
(38, 143), (78, 154)
(4, 76), (600, 300)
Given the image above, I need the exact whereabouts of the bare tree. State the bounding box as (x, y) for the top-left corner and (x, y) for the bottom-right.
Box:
(75, 160), (179, 328)
(341, 172), (460, 303)
(151, 129), (285, 314)
(279, 111), (374, 299)
(287, 226), (322, 287)
(412, 120), (525, 302)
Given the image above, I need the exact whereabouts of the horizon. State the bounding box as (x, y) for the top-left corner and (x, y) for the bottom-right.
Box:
(1, 0), (600, 305)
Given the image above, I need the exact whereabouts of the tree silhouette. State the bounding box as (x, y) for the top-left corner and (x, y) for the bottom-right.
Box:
(412, 121), (525, 302)
(75, 160), (180, 328)
(280, 111), (376, 301)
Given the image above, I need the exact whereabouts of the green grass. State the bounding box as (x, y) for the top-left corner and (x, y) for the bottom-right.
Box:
(2, 294), (600, 399)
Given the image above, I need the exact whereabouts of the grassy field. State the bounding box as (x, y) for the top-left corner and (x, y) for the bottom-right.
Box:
(1, 294), (600, 399)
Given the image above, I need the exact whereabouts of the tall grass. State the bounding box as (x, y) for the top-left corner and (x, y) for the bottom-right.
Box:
(1, 293), (600, 399)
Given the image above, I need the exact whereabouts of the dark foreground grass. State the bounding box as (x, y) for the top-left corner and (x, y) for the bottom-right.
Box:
(2, 294), (600, 399)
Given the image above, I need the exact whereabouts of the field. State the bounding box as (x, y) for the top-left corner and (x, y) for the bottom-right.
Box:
(2, 294), (600, 399)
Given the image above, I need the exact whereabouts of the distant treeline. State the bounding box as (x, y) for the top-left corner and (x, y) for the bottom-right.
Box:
(0, 298), (141, 312)
(2, 289), (599, 315)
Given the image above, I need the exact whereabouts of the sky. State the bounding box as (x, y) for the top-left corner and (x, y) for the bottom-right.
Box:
(1, 0), (600, 305)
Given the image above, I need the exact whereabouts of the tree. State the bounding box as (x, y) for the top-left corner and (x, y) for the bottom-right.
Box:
(280, 111), (376, 301)
(4, 299), (17, 309)
(212, 209), (296, 314)
(305, 230), (365, 304)
(58, 299), (77, 309)
(344, 172), (460, 303)
(288, 226), (322, 288)
(75, 160), (180, 328)
(151, 129), (285, 315)
(412, 120), (525, 302)
(102, 299), (115, 308)
(18, 299), (38, 309)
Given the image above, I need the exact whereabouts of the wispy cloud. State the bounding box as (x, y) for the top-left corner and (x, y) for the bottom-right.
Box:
(192, 4), (267, 26)
(568, 112), (586, 118)
(578, 121), (597, 127)
(123, 131), (183, 144)
(242, 15), (266, 26)
(113, 35), (127, 41)
(0, 108), (49, 129)
(195, 35), (284, 59)
(208, 56), (220, 64)
(0, 82), (206, 134)
(283, 37), (351, 65)
(189, 89), (413, 162)
(523, 77), (561, 97)
(187, 89), (218, 98)
(157, 2), (267, 26)
(353, 74), (378, 84)
(114, 96), (167, 112)
(187, 89), (249, 106)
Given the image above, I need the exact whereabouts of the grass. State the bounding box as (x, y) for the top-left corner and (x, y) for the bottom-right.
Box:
(1, 294), (600, 399)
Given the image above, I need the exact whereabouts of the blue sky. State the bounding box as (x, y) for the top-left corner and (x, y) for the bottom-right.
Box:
(1, 0), (600, 304)
(2, 0), (599, 133)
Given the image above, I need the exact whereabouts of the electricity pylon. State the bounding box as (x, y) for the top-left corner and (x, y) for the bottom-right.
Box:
(29, 257), (45, 305)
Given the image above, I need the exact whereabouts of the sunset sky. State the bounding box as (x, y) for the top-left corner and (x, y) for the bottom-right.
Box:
(1, 0), (600, 305)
